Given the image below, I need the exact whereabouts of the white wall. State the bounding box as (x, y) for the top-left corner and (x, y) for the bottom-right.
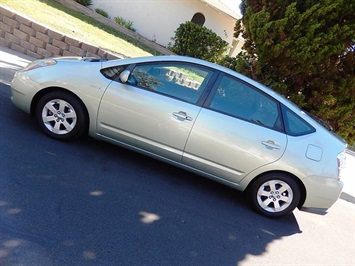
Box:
(91, 0), (242, 55)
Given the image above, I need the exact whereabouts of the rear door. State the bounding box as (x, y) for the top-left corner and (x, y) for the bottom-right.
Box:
(182, 74), (287, 184)
(97, 61), (216, 161)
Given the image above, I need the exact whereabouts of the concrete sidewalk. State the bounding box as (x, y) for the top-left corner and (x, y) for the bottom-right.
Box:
(0, 45), (33, 85)
(1, 44), (354, 204)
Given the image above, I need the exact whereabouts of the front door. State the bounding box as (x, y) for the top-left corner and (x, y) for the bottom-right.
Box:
(97, 61), (216, 161)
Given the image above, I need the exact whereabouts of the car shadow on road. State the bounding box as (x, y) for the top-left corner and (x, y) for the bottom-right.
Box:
(0, 105), (302, 265)
(340, 192), (355, 204)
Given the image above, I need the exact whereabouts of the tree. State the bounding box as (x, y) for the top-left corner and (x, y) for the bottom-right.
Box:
(170, 21), (228, 63)
(229, 0), (355, 144)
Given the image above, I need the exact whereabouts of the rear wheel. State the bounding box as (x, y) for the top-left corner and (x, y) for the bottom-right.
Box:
(35, 91), (88, 140)
(247, 173), (300, 218)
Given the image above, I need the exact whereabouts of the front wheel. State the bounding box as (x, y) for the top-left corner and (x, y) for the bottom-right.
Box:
(35, 91), (88, 140)
(247, 173), (301, 218)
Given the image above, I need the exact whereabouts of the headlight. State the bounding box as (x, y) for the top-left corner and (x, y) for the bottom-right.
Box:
(23, 59), (57, 71)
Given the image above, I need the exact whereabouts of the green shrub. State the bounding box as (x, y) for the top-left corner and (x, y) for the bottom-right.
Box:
(170, 21), (228, 63)
(75, 0), (92, 7)
(114, 17), (136, 32)
(95, 8), (108, 18)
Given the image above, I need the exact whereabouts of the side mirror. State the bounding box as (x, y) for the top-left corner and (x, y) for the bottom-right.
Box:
(119, 70), (131, 83)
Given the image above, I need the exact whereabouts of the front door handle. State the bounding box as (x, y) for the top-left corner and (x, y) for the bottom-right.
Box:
(173, 111), (193, 121)
(261, 140), (281, 150)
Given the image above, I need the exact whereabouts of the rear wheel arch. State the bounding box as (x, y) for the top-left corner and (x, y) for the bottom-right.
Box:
(245, 171), (306, 217)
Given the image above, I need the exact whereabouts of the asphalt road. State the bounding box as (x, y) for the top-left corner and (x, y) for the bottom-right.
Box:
(0, 46), (354, 266)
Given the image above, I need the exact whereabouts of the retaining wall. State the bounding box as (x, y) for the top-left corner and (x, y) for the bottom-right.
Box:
(0, 5), (120, 60)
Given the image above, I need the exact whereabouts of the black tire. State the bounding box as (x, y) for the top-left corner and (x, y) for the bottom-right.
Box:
(35, 91), (88, 140)
(247, 173), (301, 218)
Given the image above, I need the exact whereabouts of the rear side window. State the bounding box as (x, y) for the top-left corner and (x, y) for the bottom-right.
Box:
(128, 62), (215, 104)
(208, 75), (282, 130)
(282, 105), (315, 136)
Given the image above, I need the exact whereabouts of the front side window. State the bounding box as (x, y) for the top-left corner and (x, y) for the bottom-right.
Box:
(101, 66), (126, 80)
(209, 75), (281, 130)
(128, 62), (214, 104)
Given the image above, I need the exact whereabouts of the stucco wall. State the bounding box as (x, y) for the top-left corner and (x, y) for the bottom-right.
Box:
(91, 0), (242, 55)
(54, 0), (174, 55)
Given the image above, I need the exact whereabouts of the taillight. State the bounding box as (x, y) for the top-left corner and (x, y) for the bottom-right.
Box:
(337, 151), (347, 180)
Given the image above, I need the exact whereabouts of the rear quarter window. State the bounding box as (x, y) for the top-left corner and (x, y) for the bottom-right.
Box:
(282, 105), (315, 136)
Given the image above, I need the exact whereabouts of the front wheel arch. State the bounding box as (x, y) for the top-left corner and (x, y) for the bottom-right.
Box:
(31, 87), (88, 119)
(32, 88), (89, 140)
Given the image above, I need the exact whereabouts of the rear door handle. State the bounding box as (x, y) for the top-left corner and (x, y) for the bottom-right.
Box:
(261, 140), (281, 150)
(173, 111), (193, 121)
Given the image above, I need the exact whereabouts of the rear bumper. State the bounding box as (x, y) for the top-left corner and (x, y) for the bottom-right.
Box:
(302, 176), (343, 210)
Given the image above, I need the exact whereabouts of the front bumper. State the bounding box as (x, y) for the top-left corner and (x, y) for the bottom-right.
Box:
(11, 71), (39, 114)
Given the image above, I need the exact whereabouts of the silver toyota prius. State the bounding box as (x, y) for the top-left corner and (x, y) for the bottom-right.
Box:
(11, 55), (347, 217)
